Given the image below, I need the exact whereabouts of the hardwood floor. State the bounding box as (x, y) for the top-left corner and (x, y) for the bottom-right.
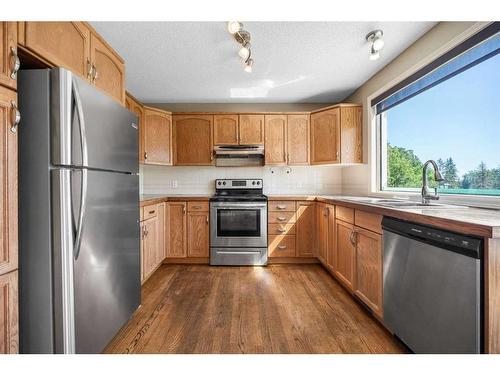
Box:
(104, 264), (406, 354)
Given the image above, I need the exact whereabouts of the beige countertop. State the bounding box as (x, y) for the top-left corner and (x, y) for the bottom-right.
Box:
(140, 193), (500, 238)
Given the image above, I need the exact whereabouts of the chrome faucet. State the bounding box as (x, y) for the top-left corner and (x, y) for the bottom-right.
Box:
(421, 160), (445, 204)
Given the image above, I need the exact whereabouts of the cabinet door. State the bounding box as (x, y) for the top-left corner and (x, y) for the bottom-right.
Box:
(166, 202), (187, 258)
(187, 211), (209, 257)
(24, 22), (91, 80)
(264, 115), (287, 165)
(156, 203), (166, 264)
(354, 227), (383, 318)
(173, 115), (213, 165)
(0, 87), (17, 276)
(335, 220), (355, 291)
(239, 114), (264, 145)
(142, 217), (158, 280)
(139, 221), (145, 281)
(214, 114), (239, 145)
(0, 270), (18, 354)
(143, 107), (172, 165)
(296, 201), (315, 257)
(340, 107), (363, 163)
(287, 114), (309, 165)
(310, 108), (340, 164)
(125, 94), (145, 163)
(326, 205), (336, 272)
(0, 22), (18, 90)
(90, 33), (125, 104)
(317, 203), (328, 264)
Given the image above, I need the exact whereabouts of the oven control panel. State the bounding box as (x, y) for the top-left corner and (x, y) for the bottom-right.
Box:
(215, 179), (263, 189)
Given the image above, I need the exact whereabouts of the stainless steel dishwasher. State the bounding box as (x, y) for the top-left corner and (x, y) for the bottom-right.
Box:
(382, 217), (483, 354)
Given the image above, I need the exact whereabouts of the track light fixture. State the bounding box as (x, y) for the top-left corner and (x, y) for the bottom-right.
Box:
(228, 21), (254, 72)
(366, 30), (384, 61)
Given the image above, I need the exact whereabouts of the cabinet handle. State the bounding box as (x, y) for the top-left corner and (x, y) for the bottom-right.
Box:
(277, 216), (287, 221)
(10, 100), (20, 134)
(192, 205), (202, 209)
(148, 210), (155, 215)
(144, 151), (148, 160)
(276, 205), (286, 210)
(336, 151), (339, 160)
(183, 206), (186, 214)
(286, 153), (290, 164)
(277, 245), (287, 249)
(206, 215), (209, 224)
(349, 230), (358, 245)
(87, 59), (93, 80)
(10, 47), (20, 79)
(277, 228), (286, 233)
(92, 64), (98, 83)
(323, 208), (328, 217)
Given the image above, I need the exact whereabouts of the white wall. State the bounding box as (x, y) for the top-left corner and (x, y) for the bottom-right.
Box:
(341, 22), (486, 196)
(140, 165), (342, 195)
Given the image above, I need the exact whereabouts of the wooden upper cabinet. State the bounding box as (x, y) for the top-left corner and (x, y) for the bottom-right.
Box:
(354, 227), (383, 318)
(143, 107), (172, 165)
(239, 114), (264, 145)
(296, 201), (316, 257)
(264, 115), (287, 165)
(166, 202), (187, 258)
(125, 93), (145, 163)
(90, 33), (125, 104)
(0, 22), (18, 90)
(340, 106), (363, 163)
(214, 114), (239, 145)
(187, 211), (209, 258)
(173, 115), (213, 165)
(310, 107), (340, 165)
(0, 271), (18, 354)
(0, 87), (18, 276)
(287, 114), (310, 165)
(22, 22), (91, 80)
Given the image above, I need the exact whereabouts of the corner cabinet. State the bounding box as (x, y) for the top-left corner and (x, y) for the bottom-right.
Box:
(310, 105), (362, 164)
(173, 115), (214, 165)
(19, 22), (125, 105)
(143, 106), (172, 165)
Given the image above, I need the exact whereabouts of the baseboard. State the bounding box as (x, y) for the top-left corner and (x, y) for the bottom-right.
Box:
(163, 257), (210, 264)
(268, 257), (319, 264)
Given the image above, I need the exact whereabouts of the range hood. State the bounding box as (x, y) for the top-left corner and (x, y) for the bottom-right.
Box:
(214, 145), (264, 167)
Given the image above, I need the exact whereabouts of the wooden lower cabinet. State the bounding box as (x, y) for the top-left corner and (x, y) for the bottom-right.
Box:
(268, 235), (296, 257)
(335, 219), (356, 291)
(326, 205), (336, 271)
(296, 201), (316, 257)
(317, 203), (329, 264)
(187, 211), (209, 257)
(354, 227), (383, 318)
(166, 202), (187, 258)
(0, 270), (18, 354)
(141, 216), (158, 282)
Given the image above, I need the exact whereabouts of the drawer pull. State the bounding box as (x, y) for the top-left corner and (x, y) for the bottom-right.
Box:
(276, 205), (287, 210)
(192, 205), (202, 209)
(277, 217), (287, 221)
(148, 210), (155, 214)
(277, 228), (286, 233)
(277, 245), (287, 249)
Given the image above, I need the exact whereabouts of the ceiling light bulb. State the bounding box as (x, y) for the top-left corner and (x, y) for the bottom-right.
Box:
(227, 21), (242, 34)
(238, 46), (250, 59)
(244, 59), (253, 73)
(372, 37), (385, 52)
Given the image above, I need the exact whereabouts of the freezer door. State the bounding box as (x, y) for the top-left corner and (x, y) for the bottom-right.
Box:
(51, 68), (138, 173)
(71, 169), (140, 353)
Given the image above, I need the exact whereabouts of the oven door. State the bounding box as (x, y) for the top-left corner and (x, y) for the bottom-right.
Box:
(210, 202), (267, 248)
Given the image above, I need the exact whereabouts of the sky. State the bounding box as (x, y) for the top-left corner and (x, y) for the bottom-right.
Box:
(386, 52), (500, 177)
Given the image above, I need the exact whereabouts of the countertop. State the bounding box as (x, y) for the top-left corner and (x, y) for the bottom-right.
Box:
(140, 193), (500, 238)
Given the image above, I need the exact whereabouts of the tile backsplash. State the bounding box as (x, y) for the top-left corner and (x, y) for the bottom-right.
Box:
(140, 165), (342, 195)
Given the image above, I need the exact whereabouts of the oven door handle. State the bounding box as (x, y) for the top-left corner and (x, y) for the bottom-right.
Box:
(210, 203), (267, 209)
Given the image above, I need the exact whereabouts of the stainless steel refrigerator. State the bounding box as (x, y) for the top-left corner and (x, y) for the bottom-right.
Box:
(18, 68), (140, 353)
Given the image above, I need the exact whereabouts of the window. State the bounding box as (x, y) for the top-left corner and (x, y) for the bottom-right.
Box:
(375, 23), (500, 197)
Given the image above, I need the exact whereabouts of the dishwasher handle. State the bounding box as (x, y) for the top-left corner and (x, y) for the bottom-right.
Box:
(382, 216), (483, 259)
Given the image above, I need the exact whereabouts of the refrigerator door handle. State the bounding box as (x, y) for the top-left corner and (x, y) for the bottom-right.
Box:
(72, 77), (89, 167)
(72, 79), (88, 260)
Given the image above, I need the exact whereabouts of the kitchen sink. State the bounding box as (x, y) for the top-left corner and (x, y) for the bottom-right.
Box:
(338, 196), (463, 209)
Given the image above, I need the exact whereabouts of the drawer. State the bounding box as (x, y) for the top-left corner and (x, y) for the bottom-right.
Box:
(336, 205), (354, 223)
(142, 204), (158, 220)
(355, 210), (382, 234)
(268, 200), (296, 212)
(268, 211), (296, 224)
(268, 223), (296, 236)
(268, 235), (296, 257)
(188, 201), (209, 212)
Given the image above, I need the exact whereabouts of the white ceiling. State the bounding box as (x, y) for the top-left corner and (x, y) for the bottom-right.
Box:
(91, 22), (436, 103)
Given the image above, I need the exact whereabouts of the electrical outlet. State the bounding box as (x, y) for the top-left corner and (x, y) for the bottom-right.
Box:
(172, 180), (178, 188)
